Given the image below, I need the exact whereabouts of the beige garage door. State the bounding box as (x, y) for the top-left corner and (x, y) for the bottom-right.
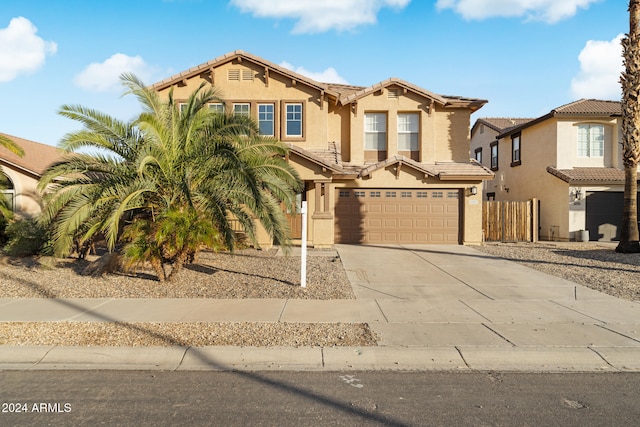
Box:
(335, 189), (460, 244)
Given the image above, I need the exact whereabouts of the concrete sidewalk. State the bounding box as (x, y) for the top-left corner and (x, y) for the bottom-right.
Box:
(1, 244), (639, 372)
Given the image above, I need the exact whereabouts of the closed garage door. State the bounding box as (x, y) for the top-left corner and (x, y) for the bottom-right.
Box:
(335, 188), (460, 244)
(586, 191), (639, 242)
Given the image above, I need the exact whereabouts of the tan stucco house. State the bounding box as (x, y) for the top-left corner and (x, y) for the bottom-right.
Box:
(0, 133), (63, 217)
(151, 50), (493, 248)
(470, 99), (637, 242)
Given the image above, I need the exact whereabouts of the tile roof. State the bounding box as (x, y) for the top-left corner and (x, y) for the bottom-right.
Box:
(546, 166), (637, 184)
(0, 133), (64, 177)
(476, 118), (534, 133)
(498, 99), (622, 138)
(554, 99), (622, 115)
(359, 156), (493, 180)
(150, 51), (487, 112)
(150, 50), (338, 97)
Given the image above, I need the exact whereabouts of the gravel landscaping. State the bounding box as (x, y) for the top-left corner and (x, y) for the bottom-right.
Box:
(0, 248), (354, 300)
(2, 242), (639, 347)
(0, 248), (376, 347)
(472, 242), (640, 302)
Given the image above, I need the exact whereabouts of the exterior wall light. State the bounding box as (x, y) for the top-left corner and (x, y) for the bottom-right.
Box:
(468, 186), (478, 196)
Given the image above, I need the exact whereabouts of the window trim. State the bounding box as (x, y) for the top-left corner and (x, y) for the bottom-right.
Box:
(511, 133), (521, 167)
(281, 101), (305, 141)
(397, 112), (419, 153)
(490, 141), (499, 171)
(364, 112), (388, 151)
(474, 147), (482, 164)
(257, 103), (275, 137)
(577, 123), (605, 158)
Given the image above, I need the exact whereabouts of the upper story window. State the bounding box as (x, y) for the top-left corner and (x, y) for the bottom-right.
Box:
(578, 124), (604, 157)
(474, 147), (482, 164)
(285, 103), (303, 137)
(511, 133), (521, 166)
(258, 104), (274, 136)
(397, 113), (419, 152)
(490, 141), (498, 171)
(208, 103), (224, 114)
(233, 103), (250, 117)
(364, 113), (387, 150)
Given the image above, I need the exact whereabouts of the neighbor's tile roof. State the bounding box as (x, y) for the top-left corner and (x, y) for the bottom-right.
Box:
(546, 166), (637, 184)
(0, 133), (64, 177)
(476, 118), (534, 133)
(498, 99), (621, 138)
(554, 99), (622, 115)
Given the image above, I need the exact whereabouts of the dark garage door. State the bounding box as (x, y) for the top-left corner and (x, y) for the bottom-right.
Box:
(585, 192), (639, 242)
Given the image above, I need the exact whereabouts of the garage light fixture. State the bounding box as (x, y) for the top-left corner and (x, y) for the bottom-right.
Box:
(468, 186), (478, 196)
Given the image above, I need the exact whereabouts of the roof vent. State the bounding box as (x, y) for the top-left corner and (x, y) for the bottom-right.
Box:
(228, 69), (240, 81)
(388, 88), (399, 99)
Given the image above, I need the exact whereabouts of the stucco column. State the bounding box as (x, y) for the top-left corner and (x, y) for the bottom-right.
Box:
(311, 180), (334, 248)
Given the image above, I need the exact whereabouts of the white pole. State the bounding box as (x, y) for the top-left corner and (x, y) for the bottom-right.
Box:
(300, 201), (308, 287)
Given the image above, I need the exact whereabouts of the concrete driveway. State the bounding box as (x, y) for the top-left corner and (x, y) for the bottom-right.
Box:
(335, 244), (640, 369)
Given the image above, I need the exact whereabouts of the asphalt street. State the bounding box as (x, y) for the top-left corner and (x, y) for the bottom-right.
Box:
(1, 371), (639, 426)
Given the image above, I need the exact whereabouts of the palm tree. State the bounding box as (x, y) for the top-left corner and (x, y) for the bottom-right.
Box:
(617, 0), (640, 253)
(39, 74), (302, 281)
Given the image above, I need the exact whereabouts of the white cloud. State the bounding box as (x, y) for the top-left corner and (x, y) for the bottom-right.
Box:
(74, 53), (155, 92)
(571, 34), (623, 100)
(435, 0), (600, 23)
(280, 61), (349, 84)
(0, 17), (57, 82)
(230, 0), (411, 33)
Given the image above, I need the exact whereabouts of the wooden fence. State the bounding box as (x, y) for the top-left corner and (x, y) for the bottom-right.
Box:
(483, 199), (538, 242)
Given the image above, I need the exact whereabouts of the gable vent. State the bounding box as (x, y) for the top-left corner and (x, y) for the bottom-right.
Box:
(228, 69), (240, 81)
(242, 70), (254, 81)
(387, 88), (399, 99)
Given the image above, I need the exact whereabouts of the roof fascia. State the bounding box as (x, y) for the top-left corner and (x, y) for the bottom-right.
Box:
(150, 50), (338, 97)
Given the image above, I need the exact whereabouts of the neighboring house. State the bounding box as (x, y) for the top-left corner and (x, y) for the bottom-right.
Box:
(151, 50), (493, 248)
(470, 99), (635, 242)
(0, 133), (64, 217)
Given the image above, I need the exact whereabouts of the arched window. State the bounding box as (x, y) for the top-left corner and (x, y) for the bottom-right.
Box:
(1, 173), (15, 211)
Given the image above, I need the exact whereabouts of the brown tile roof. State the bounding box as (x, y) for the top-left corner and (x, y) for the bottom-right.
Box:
(150, 50), (339, 97)
(340, 77), (487, 111)
(554, 99), (622, 115)
(359, 156), (493, 180)
(546, 166), (637, 184)
(475, 118), (534, 133)
(498, 99), (622, 138)
(0, 133), (64, 178)
(150, 51), (487, 112)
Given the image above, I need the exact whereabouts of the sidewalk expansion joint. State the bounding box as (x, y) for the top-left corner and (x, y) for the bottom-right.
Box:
(374, 300), (389, 323)
(595, 324), (640, 344)
(174, 346), (191, 371)
(278, 300), (288, 322)
(587, 347), (618, 370)
(454, 346), (470, 369)
(549, 300), (608, 323)
(459, 300), (493, 323)
(66, 298), (116, 321)
(481, 323), (517, 347)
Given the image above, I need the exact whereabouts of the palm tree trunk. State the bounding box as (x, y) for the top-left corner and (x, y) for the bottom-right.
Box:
(616, 0), (640, 253)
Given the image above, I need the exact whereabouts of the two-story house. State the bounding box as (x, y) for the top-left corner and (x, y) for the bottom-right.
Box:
(470, 99), (636, 242)
(0, 133), (63, 217)
(151, 50), (493, 248)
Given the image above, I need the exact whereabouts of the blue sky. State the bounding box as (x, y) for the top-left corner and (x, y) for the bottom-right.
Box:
(0, 0), (628, 147)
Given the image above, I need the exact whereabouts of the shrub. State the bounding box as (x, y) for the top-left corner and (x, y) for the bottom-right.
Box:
(3, 218), (53, 257)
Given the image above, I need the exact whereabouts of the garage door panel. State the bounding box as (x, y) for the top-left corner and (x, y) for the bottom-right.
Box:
(335, 188), (459, 244)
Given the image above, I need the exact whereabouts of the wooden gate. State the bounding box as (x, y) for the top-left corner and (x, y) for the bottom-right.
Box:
(483, 199), (538, 242)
